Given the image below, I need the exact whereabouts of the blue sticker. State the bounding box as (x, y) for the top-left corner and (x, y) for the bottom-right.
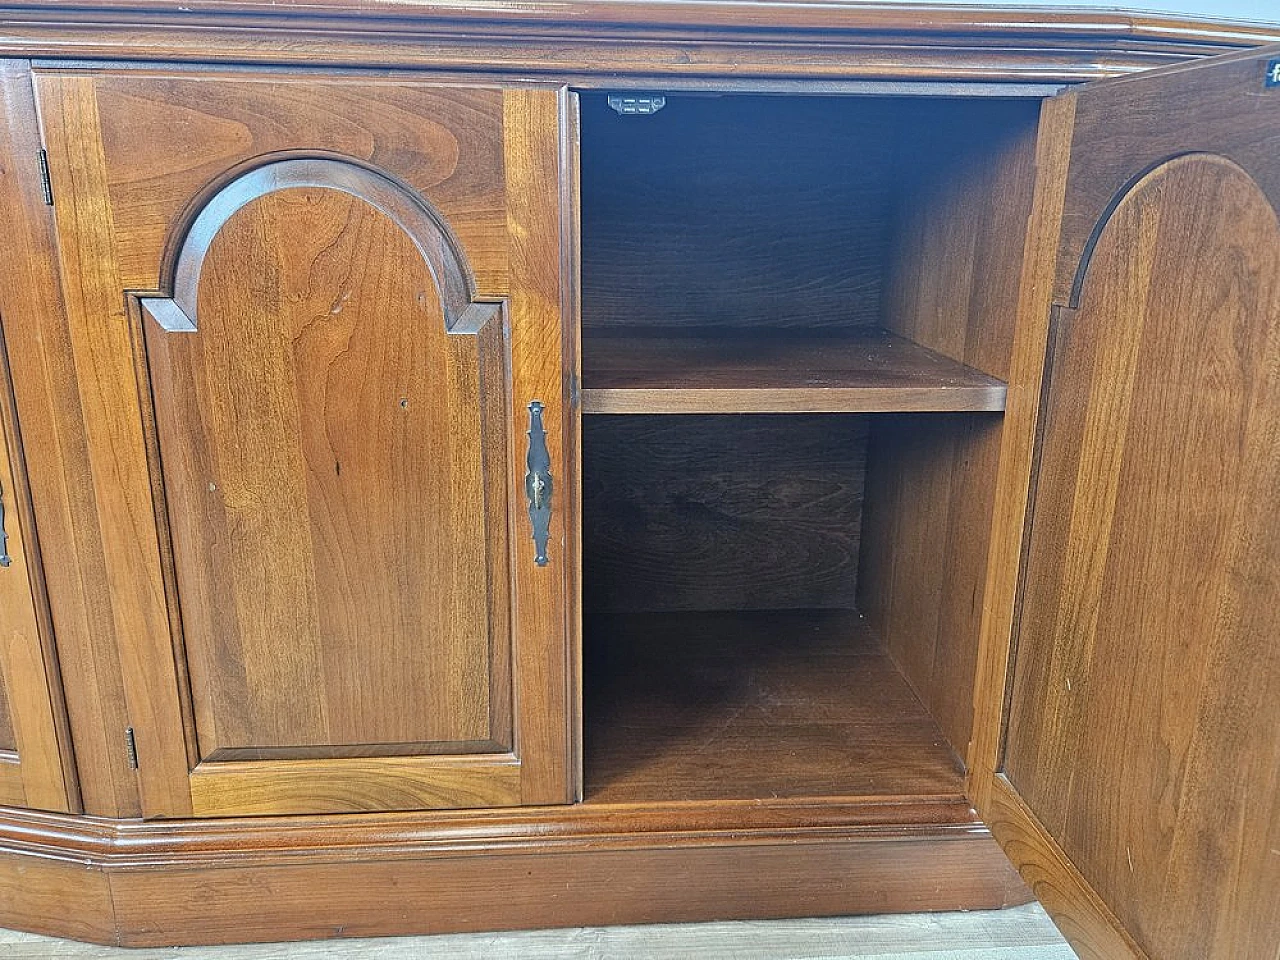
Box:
(1268, 58), (1280, 88)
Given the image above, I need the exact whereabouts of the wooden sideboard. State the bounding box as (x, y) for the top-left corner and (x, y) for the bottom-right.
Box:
(0, 3), (1277, 957)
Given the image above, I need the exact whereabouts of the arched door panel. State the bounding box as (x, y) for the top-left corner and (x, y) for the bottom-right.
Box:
(972, 48), (1280, 960)
(34, 72), (576, 817)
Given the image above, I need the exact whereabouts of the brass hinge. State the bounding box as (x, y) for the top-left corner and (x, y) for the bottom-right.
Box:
(124, 726), (139, 770)
(36, 149), (53, 205)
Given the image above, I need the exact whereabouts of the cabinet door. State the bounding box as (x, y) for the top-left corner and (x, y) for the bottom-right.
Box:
(970, 47), (1280, 959)
(0, 346), (72, 812)
(33, 70), (577, 817)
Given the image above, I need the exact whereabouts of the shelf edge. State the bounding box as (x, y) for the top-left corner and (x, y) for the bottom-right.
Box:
(581, 385), (1008, 415)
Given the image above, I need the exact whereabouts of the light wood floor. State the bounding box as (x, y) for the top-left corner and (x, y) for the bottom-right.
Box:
(2, 904), (1075, 958)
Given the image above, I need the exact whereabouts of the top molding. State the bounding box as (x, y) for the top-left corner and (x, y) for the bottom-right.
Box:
(3, 0), (1278, 33)
(1, 2), (1279, 86)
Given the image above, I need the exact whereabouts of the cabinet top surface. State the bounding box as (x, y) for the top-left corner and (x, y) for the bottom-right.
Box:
(2, 0), (1277, 33)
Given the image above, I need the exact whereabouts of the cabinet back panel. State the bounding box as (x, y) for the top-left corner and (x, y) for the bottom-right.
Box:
(582, 94), (1041, 336)
(581, 95), (898, 331)
(583, 415), (866, 613)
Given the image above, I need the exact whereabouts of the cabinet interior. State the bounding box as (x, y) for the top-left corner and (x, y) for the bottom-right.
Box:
(580, 92), (1042, 803)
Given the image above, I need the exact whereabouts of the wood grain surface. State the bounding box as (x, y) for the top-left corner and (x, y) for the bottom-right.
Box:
(0, 61), (128, 815)
(36, 72), (200, 818)
(966, 91), (1077, 813)
(1, 0), (1273, 34)
(0, 800), (1030, 947)
(188, 754), (522, 816)
(0, 649), (11, 753)
(0, 13), (1274, 956)
(0, 850), (115, 945)
(1005, 153), (1280, 959)
(31, 69), (577, 816)
(983, 776), (1143, 960)
(858, 102), (1039, 766)
(1054, 44), (1280, 306)
(585, 609), (966, 803)
(0, 342), (73, 812)
(581, 94), (898, 333)
(858, 414), (1004, 766)
(0, 3), (1272, 85)
(583, 415), (866, 613)
(0, 64), (78, 815)
(581, 330), (1006, 414)
(502, 87), (579, 805)
(0, 695), (11, 756)
(144, 171), (508, 762)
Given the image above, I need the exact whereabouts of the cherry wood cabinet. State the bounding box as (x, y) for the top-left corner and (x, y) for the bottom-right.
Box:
(27, 71), (576, 818)
(0, 4), (1277, 958)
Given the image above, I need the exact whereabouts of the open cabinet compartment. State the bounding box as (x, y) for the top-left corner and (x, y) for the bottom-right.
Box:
(579, 91), (1043, 805)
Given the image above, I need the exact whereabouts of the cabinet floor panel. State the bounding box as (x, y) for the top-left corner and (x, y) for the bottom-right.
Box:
(584, 609), (966, 803)
(580, 329), (1007, 414)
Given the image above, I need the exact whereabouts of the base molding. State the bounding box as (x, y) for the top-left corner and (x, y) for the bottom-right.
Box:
(0, 798), (1030, 947)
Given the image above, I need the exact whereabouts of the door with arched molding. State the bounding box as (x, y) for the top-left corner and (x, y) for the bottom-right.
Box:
(33, 71), (577, 817)
(971, 46), (1280, 960)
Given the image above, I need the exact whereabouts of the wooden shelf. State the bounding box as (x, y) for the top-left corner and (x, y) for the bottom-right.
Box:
(584, 609), (966, 803)
(581, 329), (1007, 415)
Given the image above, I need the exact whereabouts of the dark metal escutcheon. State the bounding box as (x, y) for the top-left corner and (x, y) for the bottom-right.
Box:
(0, 479), (12, 568)
(525, 401), (553, 566)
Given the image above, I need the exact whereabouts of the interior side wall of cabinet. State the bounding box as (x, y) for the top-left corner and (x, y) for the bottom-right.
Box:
(859, 101), (1041, 764)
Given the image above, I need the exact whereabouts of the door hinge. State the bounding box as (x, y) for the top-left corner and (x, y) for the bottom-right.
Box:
(607, 94), (666, 116)
(569, 371), (580, 409)
(36, 149), (53, 206)
(124, 726), (139, 770)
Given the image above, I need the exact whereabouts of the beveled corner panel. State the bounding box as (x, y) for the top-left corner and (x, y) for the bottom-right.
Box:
(30, 68), (577, 817)
(0, 342), (74, 812)
(0, 61), (76, 815)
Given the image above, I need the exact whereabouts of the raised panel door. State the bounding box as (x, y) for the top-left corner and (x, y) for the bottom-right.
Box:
(33, 70), (577, 817)
(971, 46), (1280, 959)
